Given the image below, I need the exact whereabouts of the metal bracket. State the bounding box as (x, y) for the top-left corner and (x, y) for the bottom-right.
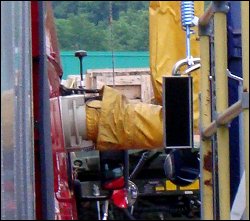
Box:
(242, 92), (249, 109)
(199, 21), (213, 37)
(185, 63), (201, 75)
(172, 57), (201, 76)
(213, 1), (230, 14)
(227, 69), (243, 84)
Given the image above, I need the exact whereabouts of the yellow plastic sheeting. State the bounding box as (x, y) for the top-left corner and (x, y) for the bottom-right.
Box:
(149, 1), (204, 132)
(86, 86), (163, 151)
(86, 100), (102, 142)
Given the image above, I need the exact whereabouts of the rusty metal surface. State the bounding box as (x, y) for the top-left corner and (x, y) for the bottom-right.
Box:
(203, 151), (213, 172)
(199, 35), (214, 219)
(214, 12), (230, 220)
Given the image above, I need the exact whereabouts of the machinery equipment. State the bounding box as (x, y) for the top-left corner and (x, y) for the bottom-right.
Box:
(1, 1), (248, 220)
(57, 2), (202, 220)
(1, 1), (201, 220)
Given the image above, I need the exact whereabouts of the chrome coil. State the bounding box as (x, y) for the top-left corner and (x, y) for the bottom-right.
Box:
(181, 1), (195, 29)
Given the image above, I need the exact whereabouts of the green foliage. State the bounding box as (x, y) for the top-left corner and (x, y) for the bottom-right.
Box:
(55, 14), (109, 51)
(52, 1), (149, 51)
(111, 9), (149, 51)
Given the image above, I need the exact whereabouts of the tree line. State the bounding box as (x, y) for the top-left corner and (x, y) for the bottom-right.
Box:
(52, 1), (149, 51)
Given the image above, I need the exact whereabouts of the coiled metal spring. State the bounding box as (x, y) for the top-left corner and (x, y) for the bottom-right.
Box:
(180, 1), (195, 65)
(181, 1), (195, 29)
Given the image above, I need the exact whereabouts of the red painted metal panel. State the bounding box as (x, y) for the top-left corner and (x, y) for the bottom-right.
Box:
(31, 1), (78, 219)
(50, 98), (78, 220)
(31, 2), (43, 219)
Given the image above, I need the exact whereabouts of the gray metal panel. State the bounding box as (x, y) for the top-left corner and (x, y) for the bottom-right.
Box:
(1, 1), (35, 220)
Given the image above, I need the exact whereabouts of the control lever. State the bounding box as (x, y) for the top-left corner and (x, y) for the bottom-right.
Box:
(129, 150), (160, 180)
(93, 184), (101, 220)
(75, 50), (87, 88)
(60, 84), (101, 96)
(102, 200), (109, 220)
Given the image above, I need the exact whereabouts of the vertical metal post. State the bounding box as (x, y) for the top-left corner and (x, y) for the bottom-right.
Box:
(238, 82), (244, 177)
(37, 2), (55, 219)
(213, 5), (230, 219)
(241, 1), (249, 219)
(79, 57), (83, 83)
(210, 35), (220, 221)
(199, 33), (214, 219)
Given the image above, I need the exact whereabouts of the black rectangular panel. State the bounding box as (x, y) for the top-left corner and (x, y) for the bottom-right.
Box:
(163, 76), (193, 148)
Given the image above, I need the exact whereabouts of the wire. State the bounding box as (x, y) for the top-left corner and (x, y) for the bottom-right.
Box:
(120, 208), (136, 220)
(109, 1), (115, 87)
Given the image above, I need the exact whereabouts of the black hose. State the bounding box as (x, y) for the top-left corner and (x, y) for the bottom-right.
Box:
(129, 151), (150, 179)
(120, 208), (136, 220)
(129, 150), (161, 180)
(133, 205), (189, 214)
(120, 205), (189, 220)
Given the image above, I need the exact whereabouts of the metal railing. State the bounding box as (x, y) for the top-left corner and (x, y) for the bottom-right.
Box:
(198, 1), (249, 220)
(241, 2), (249, 219)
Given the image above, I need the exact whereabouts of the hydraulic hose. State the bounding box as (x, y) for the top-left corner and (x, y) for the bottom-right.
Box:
(119, 208), (136, 220)
(129, 150), (160, 180)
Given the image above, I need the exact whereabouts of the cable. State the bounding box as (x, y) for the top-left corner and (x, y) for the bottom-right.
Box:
(109, 1), (115, 87)
(120, 208), (136, 220)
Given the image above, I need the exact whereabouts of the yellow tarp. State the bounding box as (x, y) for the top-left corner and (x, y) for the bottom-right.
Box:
(86, 100), (102, 143)
(85, 2), (204, 150)
(149, 1), (204, 132)
(86, 86), (163, 151)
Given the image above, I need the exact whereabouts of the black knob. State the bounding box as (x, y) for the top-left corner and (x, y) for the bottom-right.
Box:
(74, 50), (87, 58)
(74, 50), (87, 86)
